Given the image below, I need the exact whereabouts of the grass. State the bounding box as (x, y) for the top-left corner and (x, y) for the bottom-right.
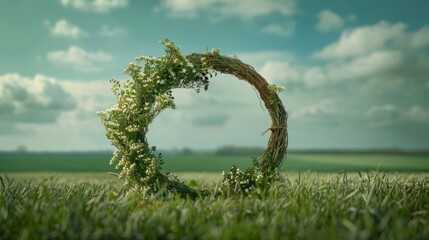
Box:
(1, 172), (428, 239)
(1, 152), (429, 172)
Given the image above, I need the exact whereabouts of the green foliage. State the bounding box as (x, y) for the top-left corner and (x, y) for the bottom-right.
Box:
(98, 39), (285, 197)
(221, 158), (281, 195)
(98, 39), (220, 196)
(1, 173), (429, 239)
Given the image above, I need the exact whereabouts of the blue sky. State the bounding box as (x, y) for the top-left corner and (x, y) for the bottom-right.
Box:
(1, 0), (429, 151)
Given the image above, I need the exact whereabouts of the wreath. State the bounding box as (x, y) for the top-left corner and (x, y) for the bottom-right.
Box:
(98, 39), (288, 197)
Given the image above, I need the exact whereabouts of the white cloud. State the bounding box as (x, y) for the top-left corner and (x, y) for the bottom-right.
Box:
(366, 104), (429, 127)
(229, 51), (298, 86)
(302, 67), (327, 87)
(260, 61), (301, 83)
(99, 25), (127, 37)
(365, 104), (400, 127)
(292, 99), (338, 120)
(160, 0), (297, 19)
(227, 23), (429, 92)
(0, 79), (118, 149)
(404, 106), (429, 122)
(407, 26), (429, 48)
(60, 80), (116, 118)
(245, 51), (400, 87)
(60, 0), (128, 13)
(45, 19), (88, 38)
(299, 22), (429, 86)
(261, 21), (295, 38)
(314, 21), (407, 59)
(293, 50), (407, 87)
(0, 74), (76, 126)
(161, 0), (215, 18)
(367, 104), (398, 116)
(325, 50), (403, 81)
(316, 10), (344, 32)
(47, 46), (113, 72)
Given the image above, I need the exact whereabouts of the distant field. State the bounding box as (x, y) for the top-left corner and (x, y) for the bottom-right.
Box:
(0, 152), (429, 172)
(164, 153), (429, 172)
(0, 152), (116, 172)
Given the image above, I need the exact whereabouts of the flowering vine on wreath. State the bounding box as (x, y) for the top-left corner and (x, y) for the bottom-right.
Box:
(98, 39), (288, 198)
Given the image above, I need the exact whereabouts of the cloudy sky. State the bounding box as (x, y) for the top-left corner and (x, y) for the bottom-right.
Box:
(1, 0), (429, 151)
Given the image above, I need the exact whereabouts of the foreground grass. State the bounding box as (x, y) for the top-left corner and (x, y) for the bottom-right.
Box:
(1, 172), (428, 239)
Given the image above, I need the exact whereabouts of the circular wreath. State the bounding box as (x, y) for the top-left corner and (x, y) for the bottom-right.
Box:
(98, 39), (288, 197)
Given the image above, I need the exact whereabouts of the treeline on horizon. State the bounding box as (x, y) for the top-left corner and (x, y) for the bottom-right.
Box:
(1, 146), (429, 156)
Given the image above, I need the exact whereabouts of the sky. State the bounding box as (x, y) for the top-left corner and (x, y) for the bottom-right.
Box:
(1, 0), (429, 151)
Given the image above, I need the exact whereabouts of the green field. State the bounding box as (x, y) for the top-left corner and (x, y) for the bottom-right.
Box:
(1, 152), (428, 238)
(1, 152), (429, 173)
(1, 172), (428, 239)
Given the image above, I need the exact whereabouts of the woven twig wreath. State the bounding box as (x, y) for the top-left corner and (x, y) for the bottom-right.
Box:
(99, 40), (288, 197)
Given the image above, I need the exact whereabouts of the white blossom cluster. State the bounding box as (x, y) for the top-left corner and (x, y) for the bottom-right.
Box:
(98, 39), (280, 196)
(98, 39), (219, 196)
(268, 84), (285, 94)
(221, 163), (281, 195)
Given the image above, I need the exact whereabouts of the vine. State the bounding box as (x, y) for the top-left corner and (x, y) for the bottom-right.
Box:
(98, 39), (288, 197)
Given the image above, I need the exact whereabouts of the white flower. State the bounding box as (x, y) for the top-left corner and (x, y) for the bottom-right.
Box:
(268, 84), (285, 93)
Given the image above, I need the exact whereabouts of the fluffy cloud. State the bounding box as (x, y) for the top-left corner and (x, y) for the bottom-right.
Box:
(60, 0), (128, 13)
(403, 106), (429, 122)
(291, 99), (338, 120)
(408, 26), (429, 48)
(365, 104), (401, 126)
(260, 61), (301, 83)
(316, 10), (344, 32)
(99, 25), (127, 37)
(279, 22), (429, 87)
(45, 19), (88, 38)
(160, 0), (297, 19)
(366, 105), (429, 127)
(312, 50), (404, 85)
(238, 22), (429, 89)
(47, 46), (113, 72)
(261, 21), (295, 38)
(60, 80), (116, 119)
(0, 74), (76, 130)
(313, 21), (423, 59)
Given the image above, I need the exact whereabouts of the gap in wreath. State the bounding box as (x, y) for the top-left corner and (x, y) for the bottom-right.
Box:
(147, 74), (271, 174)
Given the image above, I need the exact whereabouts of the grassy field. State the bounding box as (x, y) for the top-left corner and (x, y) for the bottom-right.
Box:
(1, 172), (428, 239)
(1, 152), (429, 172)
